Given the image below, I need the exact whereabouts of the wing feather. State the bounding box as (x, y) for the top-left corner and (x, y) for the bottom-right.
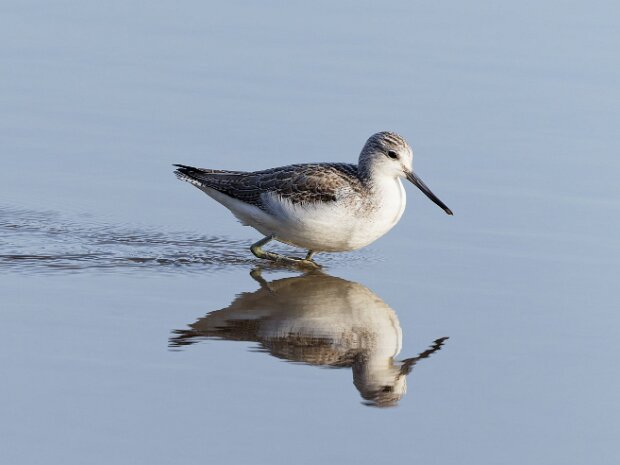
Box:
(173, 163), (362, 211)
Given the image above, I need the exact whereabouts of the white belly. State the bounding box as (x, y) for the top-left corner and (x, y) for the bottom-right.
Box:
(201, 178), (407, 252)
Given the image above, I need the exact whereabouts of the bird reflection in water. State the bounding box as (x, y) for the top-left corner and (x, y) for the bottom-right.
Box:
(170, 269), (448, 407)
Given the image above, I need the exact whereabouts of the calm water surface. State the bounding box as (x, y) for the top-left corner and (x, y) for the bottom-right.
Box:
(1, 1), (619, 464)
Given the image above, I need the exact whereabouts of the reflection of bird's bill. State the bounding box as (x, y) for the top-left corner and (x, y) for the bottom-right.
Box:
(170, 269), (449, 408)
(405, 170), (453, 215)
(399, 336), (450, 376)
(357, 336), (450, 408)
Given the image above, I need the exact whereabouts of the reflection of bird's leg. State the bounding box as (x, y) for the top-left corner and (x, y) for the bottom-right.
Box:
(249, 267), (275, 292)
(250, 234), (320, 269)
(250, 265), (325, 294)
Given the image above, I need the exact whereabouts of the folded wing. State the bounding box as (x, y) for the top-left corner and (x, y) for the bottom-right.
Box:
(174, 163), (362, 211)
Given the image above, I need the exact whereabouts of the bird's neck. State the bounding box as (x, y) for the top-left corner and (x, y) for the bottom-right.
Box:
(356, 160), (369, 182)
(357, 152), (397, 188)
(358, 164), (401, 192)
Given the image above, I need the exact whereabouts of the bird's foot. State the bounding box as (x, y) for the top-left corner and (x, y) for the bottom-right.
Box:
(256, 250), (321, 270)
(279, 256), (321, 270)
(250, 235), (321, 270)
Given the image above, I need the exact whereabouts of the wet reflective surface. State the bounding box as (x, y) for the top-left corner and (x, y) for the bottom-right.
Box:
(2, 1), (620, 464)
(0, 206), (254, 272)
(171, 269), (448, 407)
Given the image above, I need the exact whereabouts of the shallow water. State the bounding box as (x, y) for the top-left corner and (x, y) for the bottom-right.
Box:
(2, 1), (620, 464)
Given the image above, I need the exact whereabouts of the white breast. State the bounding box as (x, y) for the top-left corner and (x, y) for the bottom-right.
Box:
(266, 177), (407, 252)
(359, 177), (407, 242)
(199, 178), (407, 252)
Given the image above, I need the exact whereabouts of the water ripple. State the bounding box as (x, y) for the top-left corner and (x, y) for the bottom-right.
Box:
(0, 206), (370, 274)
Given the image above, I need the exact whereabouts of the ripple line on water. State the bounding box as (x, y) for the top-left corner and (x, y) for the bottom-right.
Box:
(0, 205), (370, 274)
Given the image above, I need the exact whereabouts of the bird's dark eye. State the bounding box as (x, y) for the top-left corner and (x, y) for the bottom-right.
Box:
(387, 150), (398, 159)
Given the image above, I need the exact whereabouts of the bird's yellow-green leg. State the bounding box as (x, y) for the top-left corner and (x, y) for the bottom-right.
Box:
(250, 235), (320, 269)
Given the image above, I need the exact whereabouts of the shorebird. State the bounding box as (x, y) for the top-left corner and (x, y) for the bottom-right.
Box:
(174, 131), (452, 268)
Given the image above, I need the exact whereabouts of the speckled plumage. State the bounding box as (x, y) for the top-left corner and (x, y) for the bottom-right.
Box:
(174, 162), (365, 211)
(173, 131), (452, 258)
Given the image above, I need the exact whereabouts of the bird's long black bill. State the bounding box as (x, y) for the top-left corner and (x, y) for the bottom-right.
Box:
(406, 170), (453, 215)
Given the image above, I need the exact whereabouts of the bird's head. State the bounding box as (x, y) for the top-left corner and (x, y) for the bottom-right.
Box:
(359, 131), (453, 215)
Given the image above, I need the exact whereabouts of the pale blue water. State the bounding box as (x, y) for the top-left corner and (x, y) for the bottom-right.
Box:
(1, 1), (619, 464)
